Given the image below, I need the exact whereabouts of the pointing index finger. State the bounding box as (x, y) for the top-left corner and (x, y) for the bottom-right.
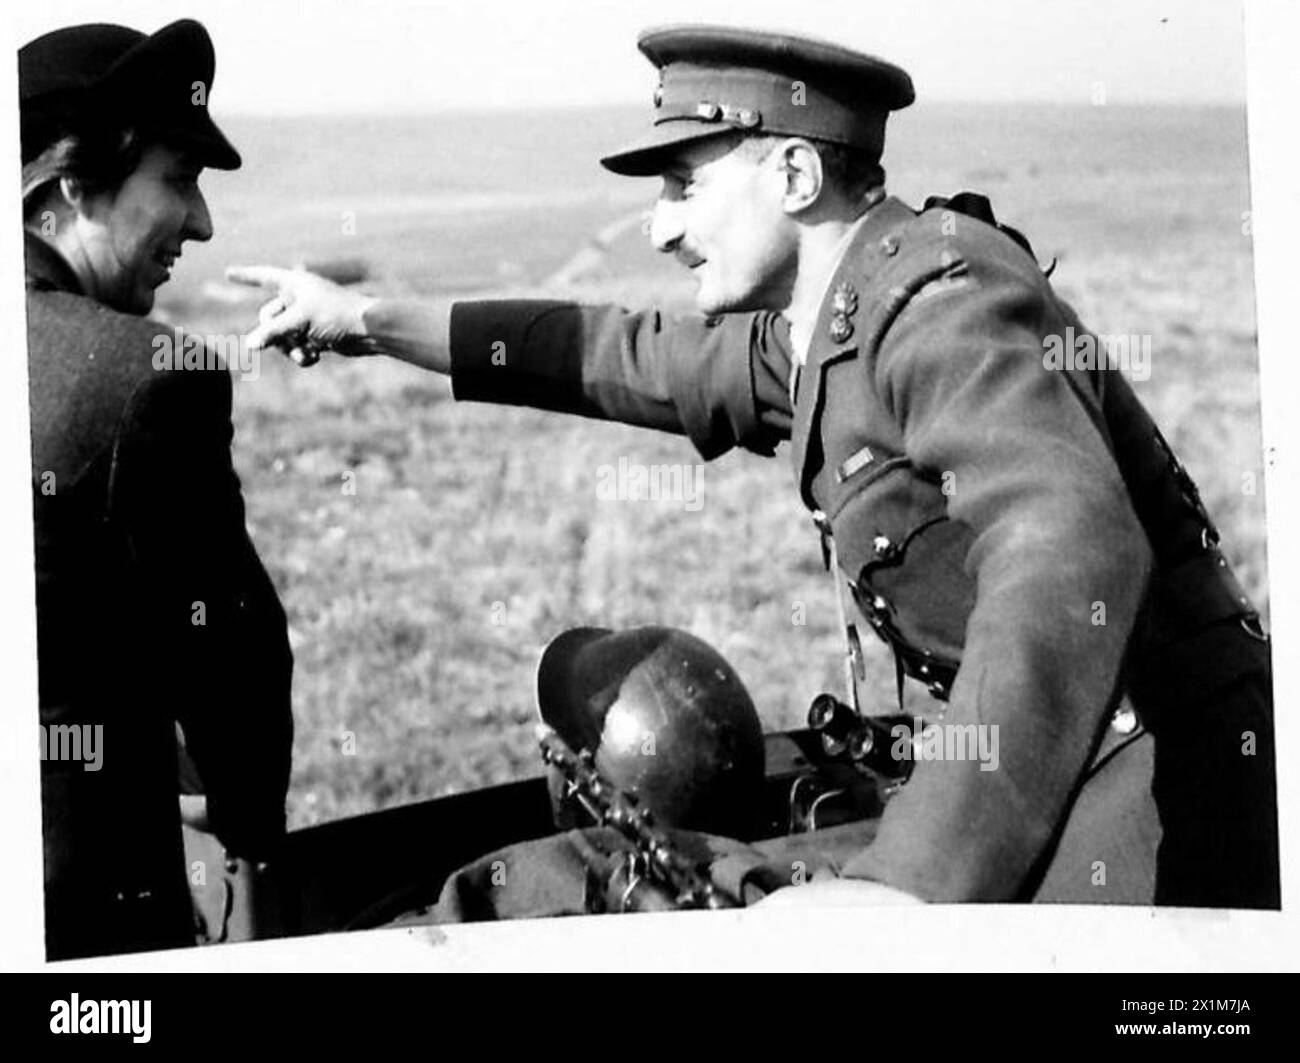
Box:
(225, 264), (292, 290)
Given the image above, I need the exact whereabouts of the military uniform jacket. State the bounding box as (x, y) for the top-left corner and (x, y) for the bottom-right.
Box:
(25, 235), (294, 957)
(449, 195), (1277, 907)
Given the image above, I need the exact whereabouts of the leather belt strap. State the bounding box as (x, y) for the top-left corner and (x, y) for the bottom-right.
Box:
(813, 510), (868, 713)
(1149, 548), (1261, 642)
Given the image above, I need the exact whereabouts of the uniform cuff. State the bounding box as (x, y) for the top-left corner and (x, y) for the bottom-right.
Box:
(449, 299), (588, 412)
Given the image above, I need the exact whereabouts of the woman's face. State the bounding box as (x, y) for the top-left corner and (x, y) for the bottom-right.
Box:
(75, 141), (213, 314)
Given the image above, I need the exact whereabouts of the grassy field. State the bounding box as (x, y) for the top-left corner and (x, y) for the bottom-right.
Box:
(155, 104), (1268, 830)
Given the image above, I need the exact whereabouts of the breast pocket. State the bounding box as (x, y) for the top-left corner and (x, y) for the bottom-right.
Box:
(830, 461), (977, 667)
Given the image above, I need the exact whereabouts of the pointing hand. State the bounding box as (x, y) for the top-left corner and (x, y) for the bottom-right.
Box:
(226, 264), (379, 366)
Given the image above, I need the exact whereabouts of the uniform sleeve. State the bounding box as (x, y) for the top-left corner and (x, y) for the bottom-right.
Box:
(114, 365), (293, 859)
(841, 252), (1153, 900)
(449, 300), (794, 458)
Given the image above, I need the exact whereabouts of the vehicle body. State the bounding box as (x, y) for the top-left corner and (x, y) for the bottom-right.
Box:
(183, 726), (890, 942)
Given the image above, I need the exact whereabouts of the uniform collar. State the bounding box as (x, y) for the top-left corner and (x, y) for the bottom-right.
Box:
(787, 210), (874, 371)
(786, 194), (918, 397)
(786, 195), (918, 508)
(812, 196), (918, 350)
(24, 231), (85, 296)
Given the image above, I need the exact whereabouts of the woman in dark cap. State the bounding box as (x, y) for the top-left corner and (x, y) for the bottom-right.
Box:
(20, 19), (294, 959)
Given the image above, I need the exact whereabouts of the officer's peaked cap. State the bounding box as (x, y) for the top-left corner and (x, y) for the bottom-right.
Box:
(601, 24), (914, 176)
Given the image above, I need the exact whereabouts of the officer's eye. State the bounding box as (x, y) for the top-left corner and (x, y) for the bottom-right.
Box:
(662, 173), (695, 201)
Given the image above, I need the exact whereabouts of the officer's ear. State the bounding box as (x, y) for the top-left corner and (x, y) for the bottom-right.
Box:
(775, 139), (825, 216)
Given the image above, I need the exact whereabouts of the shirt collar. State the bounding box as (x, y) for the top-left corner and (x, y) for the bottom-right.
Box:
(24, 232), (85, 296)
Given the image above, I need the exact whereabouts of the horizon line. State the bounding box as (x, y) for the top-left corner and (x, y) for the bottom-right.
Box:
(214, 97), (1249, 120)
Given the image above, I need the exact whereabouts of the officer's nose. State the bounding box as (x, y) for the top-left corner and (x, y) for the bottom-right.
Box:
(184, 187), (214, 244)
(649, 195), (685, 254)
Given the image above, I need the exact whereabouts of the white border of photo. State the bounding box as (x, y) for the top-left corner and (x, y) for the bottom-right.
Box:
(1, 0), (1296, 973)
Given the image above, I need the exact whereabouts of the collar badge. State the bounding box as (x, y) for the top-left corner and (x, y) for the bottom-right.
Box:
(828, 281), (858, 343)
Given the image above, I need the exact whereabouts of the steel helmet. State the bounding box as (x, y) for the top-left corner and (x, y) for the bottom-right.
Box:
(537, 626), (765, 839)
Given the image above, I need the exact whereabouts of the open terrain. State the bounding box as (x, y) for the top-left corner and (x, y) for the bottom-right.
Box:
(153, 104), (1267, 829)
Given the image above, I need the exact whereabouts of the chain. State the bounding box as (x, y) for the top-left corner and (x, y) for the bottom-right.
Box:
(537, 726), (739, 910)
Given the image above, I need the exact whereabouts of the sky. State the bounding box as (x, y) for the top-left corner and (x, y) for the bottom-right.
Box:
(7, 0), (1250, 115)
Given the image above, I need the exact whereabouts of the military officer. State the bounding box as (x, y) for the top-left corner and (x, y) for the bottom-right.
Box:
(232, 26), (1277, 908)
(22, 20), (294, 957)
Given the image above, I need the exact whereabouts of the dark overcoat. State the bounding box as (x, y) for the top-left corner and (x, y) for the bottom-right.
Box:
(446, 194), (1277, 908)
(26, 234), (294, 958)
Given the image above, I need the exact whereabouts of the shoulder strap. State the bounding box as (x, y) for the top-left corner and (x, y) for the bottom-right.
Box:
(922, 191), (1037, 261)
